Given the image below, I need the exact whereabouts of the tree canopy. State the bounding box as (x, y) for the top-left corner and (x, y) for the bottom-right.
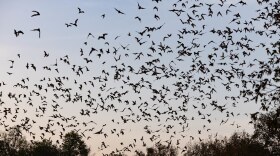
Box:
(0, 130), (89, 156)
(61, 130), (90, 156)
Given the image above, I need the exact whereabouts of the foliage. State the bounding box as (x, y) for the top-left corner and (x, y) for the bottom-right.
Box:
(31, 139), (60, 156)
(0, 126), (31, 156)
(224, 132), (270, 156)
(108, 153), (127, 156)
(0, 129), (89, 156)
(61, 130), (90, 156)
(144, 143), (178, 156)
(134, 150), (146, 156)
(184, 131), (270, 156)
(253, 107), (280, 155)
(1, 113), (280, 156)
(184, 138), (225, 156)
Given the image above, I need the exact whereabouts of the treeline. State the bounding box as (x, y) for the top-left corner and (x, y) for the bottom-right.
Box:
(0, 108), (279, 156)
(0, 129), (89, 156)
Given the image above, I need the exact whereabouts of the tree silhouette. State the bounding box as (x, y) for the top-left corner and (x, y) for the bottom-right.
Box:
(253, 107), (280, 155)
(0, 126), (30, 156)
(184, 131), (269, 156)
(31, 139), (60, 156)
(184, 137), (225, 156)
(0, 139), (15, 156)
(134, 150), (145, 156)
(145, 143), (177, 156)
(224, 132), (270, 156)
(146, 147), (156, 156)
(108, 153), (127, 156)
(61, 130), (90, 156)
(0, 125), (278, 156)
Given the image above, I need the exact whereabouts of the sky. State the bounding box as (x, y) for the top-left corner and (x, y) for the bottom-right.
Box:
(0, 0), (279, 155)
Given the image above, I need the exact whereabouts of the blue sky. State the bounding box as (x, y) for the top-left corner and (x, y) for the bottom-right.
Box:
(0, 0), (278, 155)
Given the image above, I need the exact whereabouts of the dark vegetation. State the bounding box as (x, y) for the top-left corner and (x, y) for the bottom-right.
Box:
(0, 128), (89, 156)
(0, 107), (279, 156)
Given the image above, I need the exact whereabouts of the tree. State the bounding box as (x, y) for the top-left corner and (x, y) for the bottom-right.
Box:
(61, 130), (90, 156)
(0, 126), (30, 156)
(253, 107), (280, 155)
(224, 131), (270, 156)
(0, 139), (15, 156)
(147, 147), (156, 156)
(134, 150), (145, 156)
(108, 153), (127, 156)
(31, 139), (60, 156)
(184, 137), (225, 156)
(184, 132), (270, 156)
(146, 143), (178, 156)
